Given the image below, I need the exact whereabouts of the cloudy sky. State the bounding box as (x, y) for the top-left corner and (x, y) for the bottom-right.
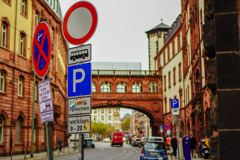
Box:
(59, 0), (181, 117)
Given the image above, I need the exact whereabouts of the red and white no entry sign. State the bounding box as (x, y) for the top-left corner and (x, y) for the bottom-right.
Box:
(62, 1), (98, 45)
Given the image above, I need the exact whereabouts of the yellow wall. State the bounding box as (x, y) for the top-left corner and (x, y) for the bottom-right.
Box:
(0, 0), (32, 59)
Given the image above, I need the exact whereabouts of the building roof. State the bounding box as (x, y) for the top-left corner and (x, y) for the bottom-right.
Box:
(145, 22), (171, 34)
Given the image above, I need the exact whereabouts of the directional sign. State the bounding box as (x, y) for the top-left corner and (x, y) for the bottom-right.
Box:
(68, 96), (91, 115)
(68, 115), (91, 134)
(32, 22), (51, 78)
(62, 1), (98, 45)
(171, 99), (180, 115)
(68, 44), (91, 65)
(38, 80), (54, 123)
(165, 124), (171, 130)
(68, 62), (91, 98)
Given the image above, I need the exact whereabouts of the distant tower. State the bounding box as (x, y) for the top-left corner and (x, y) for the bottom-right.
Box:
(146, 20), (171, 70)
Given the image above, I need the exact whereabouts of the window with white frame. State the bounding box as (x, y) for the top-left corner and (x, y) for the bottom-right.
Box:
(116, 82), (127, 93)
(132, 82), (143, 93)
(108, 116), (111, 121)
(0, 117), (3, 142)
(108, 109), (111, 114)
(148, 82), (159, 93)
(92, 82), (96, 93)
(1, 25), (7, 48)
(93, 116), (97, 121)
(21, 0), (26, 15)
(18, 76), (23, 96)
(35, 10), (39, 26)
(101, 116), (104, 121)
(101, 81), (111, 93)
(94, 109), (97, 114)
(101, 109), (104, 114)
(0, 70), (5, 92)
(19, 33), (25, 56)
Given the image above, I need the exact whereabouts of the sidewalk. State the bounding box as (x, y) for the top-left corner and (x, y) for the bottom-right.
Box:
(0, 143), (79, 160)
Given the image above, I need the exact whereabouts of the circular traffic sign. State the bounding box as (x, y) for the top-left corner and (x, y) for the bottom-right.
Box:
(165, 124), (171, 130)
(62, 1), (98, 45)
(32, 22), (51, 78)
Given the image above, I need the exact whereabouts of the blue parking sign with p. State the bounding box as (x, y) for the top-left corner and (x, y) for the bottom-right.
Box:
(171, 99), (179, 108)
(68, 62), (91, 98)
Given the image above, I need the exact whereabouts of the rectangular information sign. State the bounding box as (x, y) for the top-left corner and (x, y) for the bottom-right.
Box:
(38, 79), (54, 123)
(68, 44), (91, 65)
(68, 96), (91, 115)
(68, 115), (91, 134)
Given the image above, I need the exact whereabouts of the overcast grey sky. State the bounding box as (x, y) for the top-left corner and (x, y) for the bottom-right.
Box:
(59, 0), (181, 117)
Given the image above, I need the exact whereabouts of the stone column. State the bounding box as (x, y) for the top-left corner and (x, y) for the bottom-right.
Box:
(215, 0), (240, 159)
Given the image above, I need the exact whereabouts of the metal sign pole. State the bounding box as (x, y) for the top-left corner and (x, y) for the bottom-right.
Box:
(78, 134), (83, 160)
(46, 122), (53, 160)
(30, 72), (36, 157)
(176, 123), (180, 160)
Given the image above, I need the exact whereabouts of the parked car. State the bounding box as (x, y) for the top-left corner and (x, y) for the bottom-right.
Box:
(103, 137), (111, 142)
(140, 141), (168, 160)
(111, 131), (123, 146)
(84, 138), (95, 148)
(132, 138), (141, 147)
(138, 137), (148, 148)
(147, 136), (164, 142)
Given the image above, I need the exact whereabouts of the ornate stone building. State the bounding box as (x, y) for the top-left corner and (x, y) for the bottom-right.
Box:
(0, 0), (68, 155)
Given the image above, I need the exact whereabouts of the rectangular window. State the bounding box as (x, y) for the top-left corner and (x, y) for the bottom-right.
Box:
(101, 116), (104, 121)
(35, 11), (39, 26)
(108, 109), (111, 114)
(168, 71), (171, 88)
(94, 116), (97, 121)
(19, 35), (24, 56)
(164, 98), (167, 113)
(163, 51), (166, 65)
(0, 117), (3, 142)
(172, 42), (175, 56)
(101, 109), (104, 114)
(1, 25), (6, 47)
(21, 0), (26, 15)
(169, 98), (171, 112)
(164, 75), (166, 91)
(18, 77), (23, 96)
(108, 116), (111, 121)
(173, 67), (176, 85)
(178, 63), (182, 81)
(0, 71), (5, 92)
(167, 47), (170, 61)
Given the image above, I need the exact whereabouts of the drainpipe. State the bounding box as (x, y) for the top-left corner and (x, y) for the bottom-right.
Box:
(11, 0), (18, 159)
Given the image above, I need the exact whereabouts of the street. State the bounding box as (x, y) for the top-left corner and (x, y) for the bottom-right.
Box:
(42, 142), (142, 160)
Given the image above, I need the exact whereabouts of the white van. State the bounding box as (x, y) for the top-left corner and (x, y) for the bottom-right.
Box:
(147, 136), (164, 142)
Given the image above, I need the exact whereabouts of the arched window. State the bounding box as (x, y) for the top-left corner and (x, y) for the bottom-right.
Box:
(132, 82), (143, 93)
(116, 82), (127, 93)
(101, 81), (111, 93)
(0, 70), (5, 93)
(15, 117), (23, 143)
(92, 82), (96, 93)
(148, 82), (159, 93)
(0, 116), (3, 142)
(1, 20), (9, 48)
(18, 76), (24, 96)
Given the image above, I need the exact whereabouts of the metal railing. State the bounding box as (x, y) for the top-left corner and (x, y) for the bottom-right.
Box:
(92, 70), (160, 76)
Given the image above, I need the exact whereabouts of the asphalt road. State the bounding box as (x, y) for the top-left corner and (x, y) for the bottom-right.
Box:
(42, 142), (142, 160)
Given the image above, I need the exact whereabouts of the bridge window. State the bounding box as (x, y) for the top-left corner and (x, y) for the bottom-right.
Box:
(148, 82), (159, 93)
(132, 82), (143, 93)
(101, 81), (111, 93)
(117, 82), (127, 93)
(92, 82), (96, 93)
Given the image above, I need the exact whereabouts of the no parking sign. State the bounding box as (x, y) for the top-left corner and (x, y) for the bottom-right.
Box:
(32, 22), (51, 77)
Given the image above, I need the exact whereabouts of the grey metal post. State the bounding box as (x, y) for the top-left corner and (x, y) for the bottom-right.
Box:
(176, 123), (180, 160)
(78, 134), (83, 160)
(31, 72), (36, 157)
(46, 122), (53, 160)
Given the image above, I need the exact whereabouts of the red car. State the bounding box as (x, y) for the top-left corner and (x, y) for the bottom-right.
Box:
(111, 131), (123, 146)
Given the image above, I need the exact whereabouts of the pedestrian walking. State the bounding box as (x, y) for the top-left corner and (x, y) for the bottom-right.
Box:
(171, 135), (178, 158)
(58, 138), (62, 152)
(190, 134), (197, 158)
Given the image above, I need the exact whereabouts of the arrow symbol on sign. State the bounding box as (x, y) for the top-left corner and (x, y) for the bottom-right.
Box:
(37, 33), (43, 42)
